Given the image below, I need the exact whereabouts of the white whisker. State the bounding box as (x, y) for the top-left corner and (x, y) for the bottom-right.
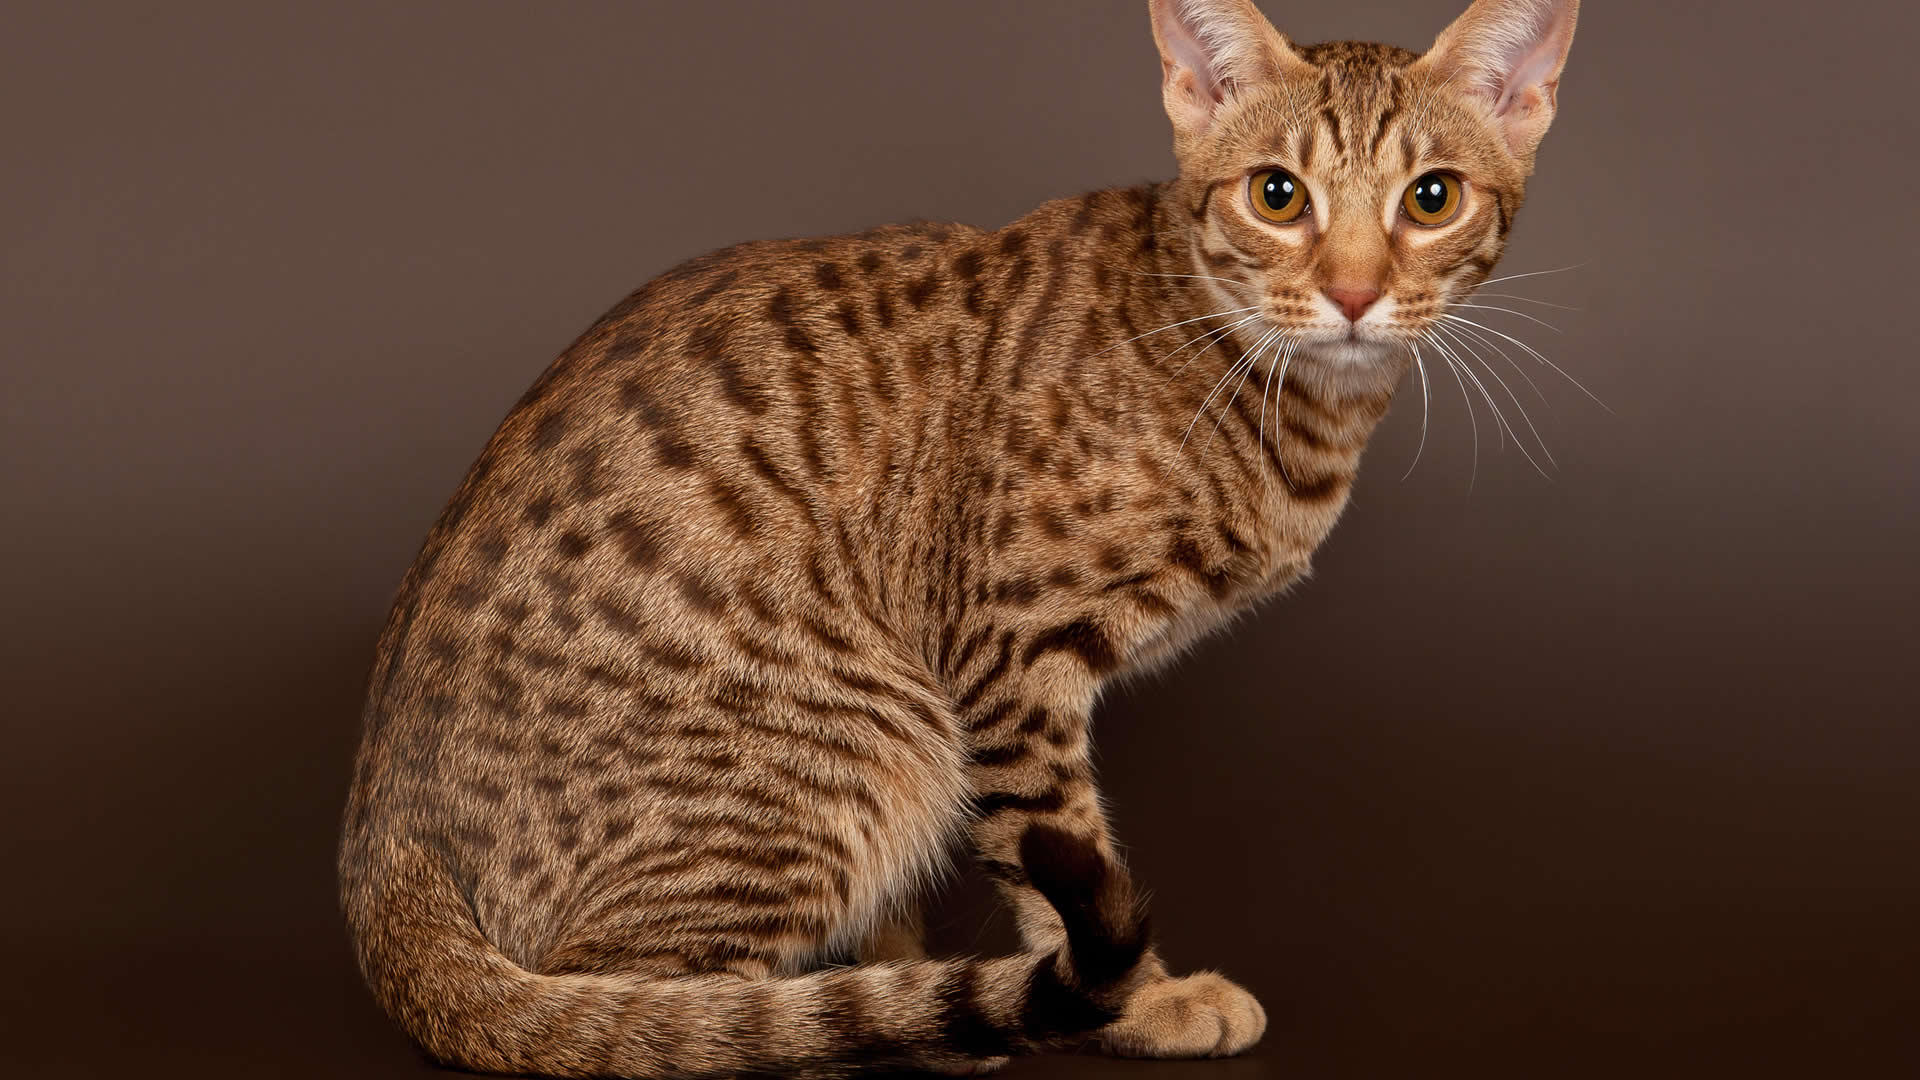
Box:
(1427, 330), (1504, 453)
(1433, 321), (1556, 471)
(1205, 331), (1271, 450)
(1215, 328), (1297, 457)
(1433, 317), (1548, 407)
(1087, 306), (1261, 361)
(1162, 314), (1263, 380)
(1429, 328), (1552, 478)
(1131, 270), (1248, 287)
(1436, 315), (1551, 411)
(1448, 302), (1562, 334)
(1424, 332), (1481, 490)
(1472, 291), (1581, 311)
(1402, 342), (1432, 481)
(1259, 333), (1295, 461)
(1438, 313), (1611, 413)
(1271, 335), (1301, 490)
(1471, 264), (1587, 290)
(1182, 326), (1281, 455)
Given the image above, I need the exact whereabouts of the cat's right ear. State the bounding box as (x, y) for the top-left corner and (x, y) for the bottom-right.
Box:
(1149, 0), (1307, 154)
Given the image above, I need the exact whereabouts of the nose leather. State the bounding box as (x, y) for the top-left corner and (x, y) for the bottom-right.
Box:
(1324, 286), (1381, 323)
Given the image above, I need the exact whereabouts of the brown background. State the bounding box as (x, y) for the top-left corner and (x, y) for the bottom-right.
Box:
(3, 1), (1915, 1076)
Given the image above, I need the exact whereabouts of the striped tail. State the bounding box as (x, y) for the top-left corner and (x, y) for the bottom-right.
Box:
(343, 824), (1149, 1078)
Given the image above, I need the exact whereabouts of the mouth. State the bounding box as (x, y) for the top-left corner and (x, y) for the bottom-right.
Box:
(1285, 328), (1405, 369)
(1294, 321), (1385, 348)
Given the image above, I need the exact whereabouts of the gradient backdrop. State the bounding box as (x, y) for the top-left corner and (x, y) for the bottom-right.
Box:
(3, 1), (1915, 1076)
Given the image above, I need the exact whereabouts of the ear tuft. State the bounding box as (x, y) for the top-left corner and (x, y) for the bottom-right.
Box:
(1422, 0), (1579, 159)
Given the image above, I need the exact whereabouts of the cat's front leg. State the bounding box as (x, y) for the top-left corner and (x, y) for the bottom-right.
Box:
(958, 652), (1266, 1059)
(1095, 959), (1268, 1059)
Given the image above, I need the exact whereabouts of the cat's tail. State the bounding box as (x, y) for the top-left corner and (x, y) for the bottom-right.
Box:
(342, 824), (1150, 1078)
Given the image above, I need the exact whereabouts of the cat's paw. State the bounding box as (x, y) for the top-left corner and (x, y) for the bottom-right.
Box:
(1097, 971), (1266, 1058)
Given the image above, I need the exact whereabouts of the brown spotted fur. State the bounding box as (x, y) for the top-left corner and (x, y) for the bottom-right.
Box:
(340, 1), (1578, 1075)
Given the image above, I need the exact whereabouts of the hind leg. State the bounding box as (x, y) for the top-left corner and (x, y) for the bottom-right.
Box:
(959, 656), (1266, 1059)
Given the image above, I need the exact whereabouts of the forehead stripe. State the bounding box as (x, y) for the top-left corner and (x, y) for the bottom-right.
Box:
(1368, 76), (1404, 156)
(1319, 105), (1345, 155)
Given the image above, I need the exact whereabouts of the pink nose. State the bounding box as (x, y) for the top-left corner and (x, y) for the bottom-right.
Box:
(1324, 287), (1381, 323)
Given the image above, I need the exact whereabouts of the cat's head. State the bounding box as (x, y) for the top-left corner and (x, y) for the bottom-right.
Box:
(1149, 0), (1578, 369)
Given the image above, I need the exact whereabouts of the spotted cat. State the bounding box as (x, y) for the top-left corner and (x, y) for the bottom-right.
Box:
(340, 1), (1580, 1074)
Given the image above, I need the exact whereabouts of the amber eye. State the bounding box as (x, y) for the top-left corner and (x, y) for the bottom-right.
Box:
(1403, 172), (1463, 226)
(1249, 169), (1308, 224)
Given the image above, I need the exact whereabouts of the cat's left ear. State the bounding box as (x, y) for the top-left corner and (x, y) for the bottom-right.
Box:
(1418, 0), (1580, 160)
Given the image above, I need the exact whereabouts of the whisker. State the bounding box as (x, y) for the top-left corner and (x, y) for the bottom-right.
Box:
(1162, 314), (1263, 381)
(1255, 335), (1286, 507)
(1182, 333), (1266, 452)
(1205, 331), (1271, 450)
(1433, 317), (1548, 408)
(1447, 302), (1562, 334)
(1131, 270), (1248, 287)
(1182, 326), (1281, 455)
(1271, 335), (1301, 490)
(1212, 328), (1297, 456)
(1156, 315), (1252, 365)
(1429, 336), (1482, 492)
(1433, 321), (1556, 471)
(1471, 264), (1587, 290)
(1438, 313), (1611, 413)
(1429, 328), (1552, 478)
(1259, 333), (1295, 465)
(1087, 306), (1261, 361)
(1401, 342), (1432, 482)
(1427, 330), (1504, 453)
(1443, 303), (1559, 332)
(1472, 291), (1581, 311)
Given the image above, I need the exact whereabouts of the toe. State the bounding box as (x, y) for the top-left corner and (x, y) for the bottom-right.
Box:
(1099, 971), (1267, 1058)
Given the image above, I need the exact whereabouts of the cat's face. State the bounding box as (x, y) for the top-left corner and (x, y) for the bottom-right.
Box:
(1151, 0), (1578, 370)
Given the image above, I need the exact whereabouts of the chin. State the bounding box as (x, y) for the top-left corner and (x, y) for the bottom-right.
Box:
(1299, 335), (1404, 369)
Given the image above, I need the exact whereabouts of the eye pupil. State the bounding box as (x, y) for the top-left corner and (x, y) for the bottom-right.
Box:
(1249, 170), (1307, 224)
(1263, 175), (1295, 211)
(1413, 175), (1448, 215)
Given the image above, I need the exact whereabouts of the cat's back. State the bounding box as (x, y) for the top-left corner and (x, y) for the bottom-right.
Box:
(349, 221), (1009, 811)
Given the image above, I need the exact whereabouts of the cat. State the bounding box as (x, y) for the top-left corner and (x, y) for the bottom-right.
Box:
(339, 0), (1580, 1075)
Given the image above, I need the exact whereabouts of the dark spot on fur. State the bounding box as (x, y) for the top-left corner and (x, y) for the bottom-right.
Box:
(606, 510), (663, 569)
(905, 273), (941, 309)
(532, 410), (568, 449)
(525, 494), (558, 528)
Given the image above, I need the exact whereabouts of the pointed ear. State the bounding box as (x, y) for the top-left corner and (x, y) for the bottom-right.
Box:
(1420, 0), (1579, 159)
(1149, 0), (1308, 152)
